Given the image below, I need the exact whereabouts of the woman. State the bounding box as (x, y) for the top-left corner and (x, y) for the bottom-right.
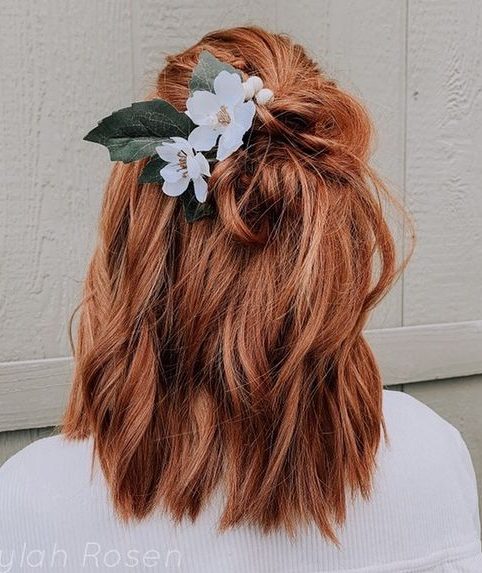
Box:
(0, 26), (480, 572)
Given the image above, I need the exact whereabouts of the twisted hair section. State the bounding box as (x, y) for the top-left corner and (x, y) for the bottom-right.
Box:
(64, 26), (412, 541)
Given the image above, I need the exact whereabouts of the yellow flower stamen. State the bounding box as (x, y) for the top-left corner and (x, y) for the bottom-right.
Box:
(216, 105), (231, 126)
(177, 151), (187, 171)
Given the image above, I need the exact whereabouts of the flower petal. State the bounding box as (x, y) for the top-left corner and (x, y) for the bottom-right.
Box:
(186, 155), (201, 180)
(186, 91), (219, 125)
(156, 143), (179, 163)
(214, 71), (244, 107)
(188, 125), (219, 151)
(214, 101), (255, 160)
(216, 127), (244, 161)
(162, 176), (190, 197)
(193, 177), (208, 203)
(223, 124), (245, 149)
(234, 100), (256, 132)
(194, 152), (210, 177)
(170, 137), (194, 157)
(160, 164), (183, 183)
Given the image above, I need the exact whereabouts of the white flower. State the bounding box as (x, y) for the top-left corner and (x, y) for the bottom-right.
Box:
(156, 137), (210, 202)
(186, 70), (256, 161)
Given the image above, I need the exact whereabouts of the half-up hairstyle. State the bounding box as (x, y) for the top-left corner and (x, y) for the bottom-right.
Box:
(64, 26), (410, 542)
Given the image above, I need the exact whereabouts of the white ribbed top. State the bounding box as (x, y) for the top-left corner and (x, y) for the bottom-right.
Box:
(0, 390), (480, 572)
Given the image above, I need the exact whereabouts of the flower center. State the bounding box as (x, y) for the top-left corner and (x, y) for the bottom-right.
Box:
(216, 105), (231, 126)
(177, 151), (188, 172)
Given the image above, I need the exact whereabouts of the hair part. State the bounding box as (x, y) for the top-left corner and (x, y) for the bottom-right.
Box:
(64, 26), (412, 542)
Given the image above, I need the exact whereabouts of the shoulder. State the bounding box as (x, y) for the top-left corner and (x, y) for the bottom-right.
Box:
(0, 435), (97, 527)
(0, 435), (115, 558)
(381, 389), (476, 480)
(0, 434), (93, 489)
(382, 387), (454, 428)
(382, 389), (472, 466)
(378, 390), (480, 546)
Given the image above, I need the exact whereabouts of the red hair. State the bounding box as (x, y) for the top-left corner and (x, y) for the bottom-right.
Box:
(64, 26), (411, 542)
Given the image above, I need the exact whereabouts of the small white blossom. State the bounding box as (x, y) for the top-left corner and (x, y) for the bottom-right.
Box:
(156, 137), (210, 202)
(186, 71), (256, 161)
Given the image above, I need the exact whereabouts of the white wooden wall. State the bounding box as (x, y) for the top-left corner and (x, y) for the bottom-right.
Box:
(1, 0), (481, 494)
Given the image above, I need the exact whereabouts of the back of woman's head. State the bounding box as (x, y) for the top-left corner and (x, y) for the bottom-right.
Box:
(64, 26), (407, 542)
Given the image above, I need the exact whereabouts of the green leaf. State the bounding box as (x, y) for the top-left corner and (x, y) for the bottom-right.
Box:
(84, 99), (195, 163)
(190, 51), (242, 94)
(181, 184), (215, 222)
(138, 156), (166, 184)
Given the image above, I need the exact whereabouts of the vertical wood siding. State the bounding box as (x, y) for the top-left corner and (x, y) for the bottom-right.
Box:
(404, 1), (482, 325)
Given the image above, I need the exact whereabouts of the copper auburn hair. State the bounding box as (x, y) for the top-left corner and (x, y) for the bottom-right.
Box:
(64, 26), (411, 542)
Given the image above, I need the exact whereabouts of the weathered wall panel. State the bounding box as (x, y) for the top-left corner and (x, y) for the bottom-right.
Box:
(0, 1), (134, 362)
(404, 0), (482, 325)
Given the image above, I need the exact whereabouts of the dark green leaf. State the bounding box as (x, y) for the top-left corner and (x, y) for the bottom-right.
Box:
(84, 99), (195, 163)
(138, 156), (167, 184)
(181, 184), (215, 222)
(189, 51), (242, 94)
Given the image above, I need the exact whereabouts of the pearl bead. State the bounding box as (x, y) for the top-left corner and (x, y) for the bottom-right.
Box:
(243, 81), (256, 100)
(248, 76), (264, 93)
(243, 76), (264, 100)
(255, 88), (274, 105)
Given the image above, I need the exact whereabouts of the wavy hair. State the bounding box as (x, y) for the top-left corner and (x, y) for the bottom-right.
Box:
(64, 26), (411, 542)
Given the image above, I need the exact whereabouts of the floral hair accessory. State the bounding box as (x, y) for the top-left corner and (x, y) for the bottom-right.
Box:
(84, 51), (273, 222)
(186, 71), (256, 161)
